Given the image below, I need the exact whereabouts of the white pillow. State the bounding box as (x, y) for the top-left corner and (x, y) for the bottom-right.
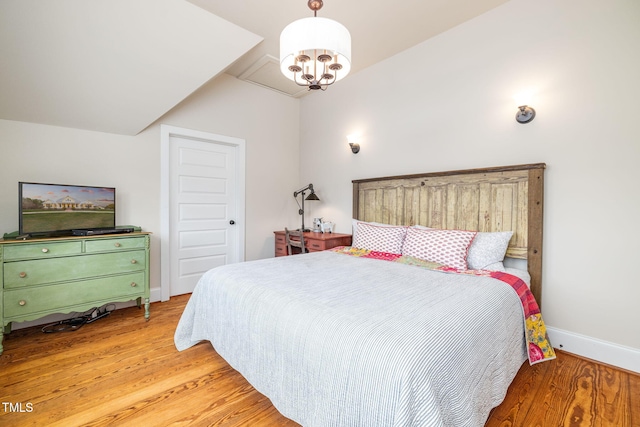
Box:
(402, 227), (477, 270)
(411, 225), (432, 230)
(466, 231), (513, 271)
(352, 221), (407, 254)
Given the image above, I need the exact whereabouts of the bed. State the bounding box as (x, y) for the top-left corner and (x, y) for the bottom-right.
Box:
(174, 163), (554, 427)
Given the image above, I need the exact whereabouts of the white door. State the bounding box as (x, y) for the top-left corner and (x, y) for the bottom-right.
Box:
(160, 125), (245, 300)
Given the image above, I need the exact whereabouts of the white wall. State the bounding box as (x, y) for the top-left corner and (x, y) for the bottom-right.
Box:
(0, 74), (300, 313)
(299, 0), (640, 368)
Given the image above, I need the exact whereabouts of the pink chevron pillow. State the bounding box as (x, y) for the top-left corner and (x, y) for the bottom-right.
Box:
(402, 227), (477, 270)
(352, 222), (407, 254)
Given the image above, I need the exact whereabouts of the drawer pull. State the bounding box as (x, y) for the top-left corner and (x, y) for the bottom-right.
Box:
(130, 282), (138, 287)
(19, 272), (27, 278)
(114, 243), (122, 248)
(41, 248), (49, 253)
(131, 259), (138, 264)
(19, 300), (26, 306)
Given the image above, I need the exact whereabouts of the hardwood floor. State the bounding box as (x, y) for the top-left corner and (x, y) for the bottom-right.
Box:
(486, 349), (640, 426)
(1, 295), (638, 426)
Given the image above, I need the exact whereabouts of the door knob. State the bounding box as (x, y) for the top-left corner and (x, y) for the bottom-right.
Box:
(229, 220), (235, 225)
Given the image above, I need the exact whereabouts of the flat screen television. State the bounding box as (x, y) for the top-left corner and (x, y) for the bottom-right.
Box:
(19, 182), (116, 237)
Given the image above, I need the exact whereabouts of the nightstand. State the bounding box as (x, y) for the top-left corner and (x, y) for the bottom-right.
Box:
(274, 231), (352, 256)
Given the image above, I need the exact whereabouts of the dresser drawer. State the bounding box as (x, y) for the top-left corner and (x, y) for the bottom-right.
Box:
(274, 233), (288, 256)
(307, 236), (352, 252)
(275, 243), (288, 257)
(85, 236), (147, 253)
(4, 250), (146, 289)
(4, 272), (146, 319)
(307, 240), (327, 251)
(2, 241), (83, 261)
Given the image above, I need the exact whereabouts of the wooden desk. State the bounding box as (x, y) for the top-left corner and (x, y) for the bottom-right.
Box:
(274, 231), (352, 257)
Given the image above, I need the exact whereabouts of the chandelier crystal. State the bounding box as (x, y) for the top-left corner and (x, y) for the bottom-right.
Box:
(280, 0), (351, 91)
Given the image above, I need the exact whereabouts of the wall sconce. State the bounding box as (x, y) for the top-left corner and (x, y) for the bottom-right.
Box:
(347, 135), (360, 154)
(514, 89), (536, 124)
(516, 105), (536, 124)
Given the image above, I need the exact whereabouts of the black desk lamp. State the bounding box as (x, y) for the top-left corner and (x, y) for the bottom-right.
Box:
(293, 184), (320, 232)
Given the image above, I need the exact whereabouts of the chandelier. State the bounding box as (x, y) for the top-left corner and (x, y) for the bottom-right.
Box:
(280, 0), (351, 91)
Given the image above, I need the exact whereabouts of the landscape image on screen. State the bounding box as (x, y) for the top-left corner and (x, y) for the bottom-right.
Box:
(21, 183), (115, 234)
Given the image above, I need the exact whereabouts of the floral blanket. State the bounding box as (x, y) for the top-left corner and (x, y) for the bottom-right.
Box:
(330, 246), (556, 365)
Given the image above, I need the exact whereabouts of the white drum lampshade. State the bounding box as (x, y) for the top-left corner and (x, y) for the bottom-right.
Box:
(280, 14), (351, 90)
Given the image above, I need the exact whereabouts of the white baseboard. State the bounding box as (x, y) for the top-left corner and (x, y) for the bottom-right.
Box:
(150, 285), (162, 302)
(546, 326), (640, 373)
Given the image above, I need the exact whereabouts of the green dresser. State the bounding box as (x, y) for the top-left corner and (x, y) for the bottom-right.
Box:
(0, 232), (150, 354)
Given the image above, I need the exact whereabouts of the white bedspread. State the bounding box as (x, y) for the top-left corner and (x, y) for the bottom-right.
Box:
(174, 250), (527, 427)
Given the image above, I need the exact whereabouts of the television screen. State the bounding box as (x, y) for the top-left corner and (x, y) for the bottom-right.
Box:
(19, 182), (116, 236)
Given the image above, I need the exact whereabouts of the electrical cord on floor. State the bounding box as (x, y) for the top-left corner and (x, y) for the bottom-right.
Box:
(41, 303), (116, 333)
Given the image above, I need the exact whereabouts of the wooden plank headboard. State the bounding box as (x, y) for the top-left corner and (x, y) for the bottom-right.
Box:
(352, 163), (546, 305)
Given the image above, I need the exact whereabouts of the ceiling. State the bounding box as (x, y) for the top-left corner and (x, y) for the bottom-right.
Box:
(0, 0), (509, 136)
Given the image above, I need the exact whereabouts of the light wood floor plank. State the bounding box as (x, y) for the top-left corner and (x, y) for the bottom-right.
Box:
(1, 294), (637, 426)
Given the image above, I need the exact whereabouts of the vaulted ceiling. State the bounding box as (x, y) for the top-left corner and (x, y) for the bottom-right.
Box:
(0, 0), (508, 136)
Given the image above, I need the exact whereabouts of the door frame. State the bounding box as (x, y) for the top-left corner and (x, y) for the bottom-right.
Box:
(160, 124), (246, 301)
